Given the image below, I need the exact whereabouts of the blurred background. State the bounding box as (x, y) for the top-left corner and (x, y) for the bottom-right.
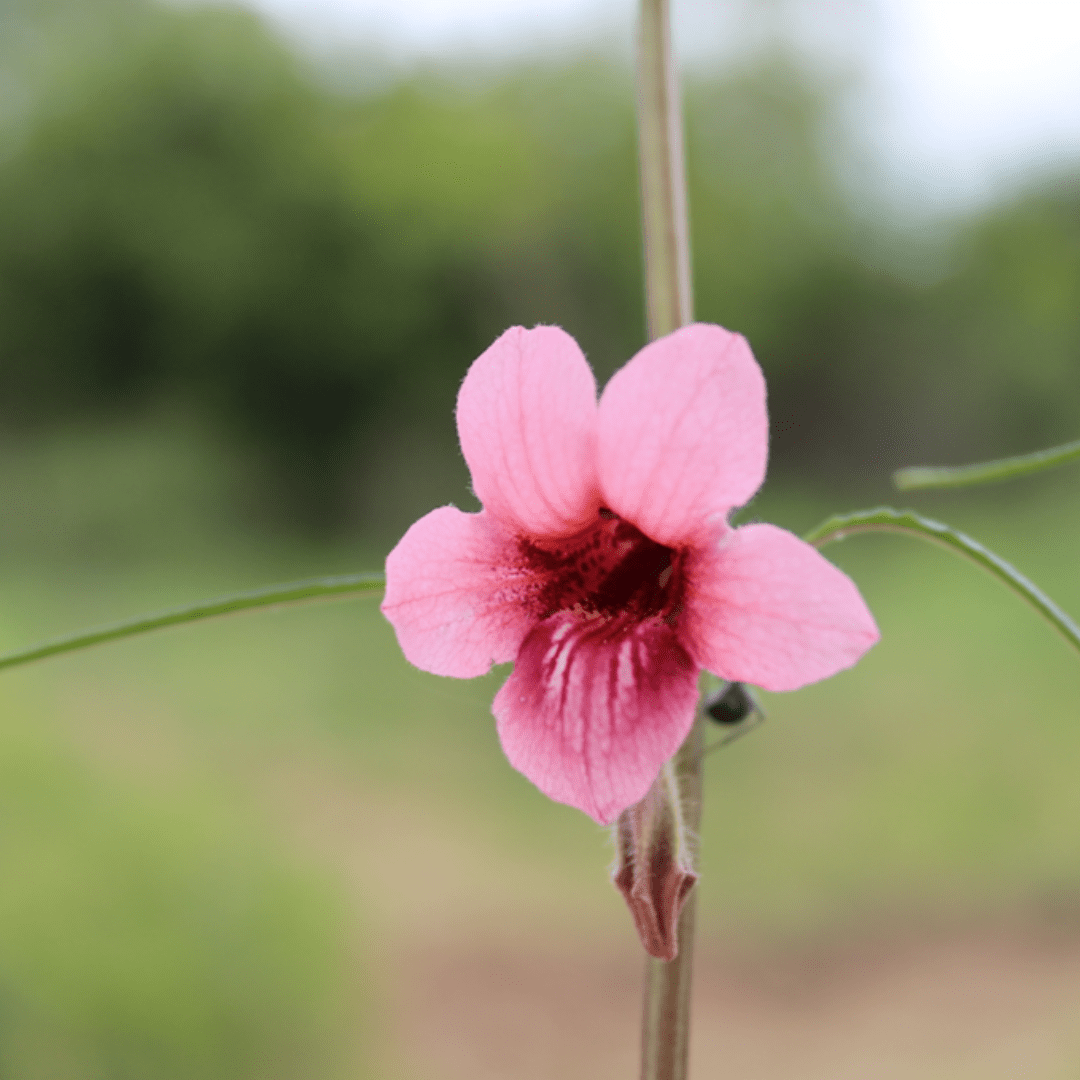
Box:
(0, 0), (1078, 1076)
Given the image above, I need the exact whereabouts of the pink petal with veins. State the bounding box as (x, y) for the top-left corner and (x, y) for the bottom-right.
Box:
(684, 523), (879, 692)
(493, 612), (699, 824)
(457, 325), (601, 539)
(597, 323), (768, 546)
(382, 506), (535, 678)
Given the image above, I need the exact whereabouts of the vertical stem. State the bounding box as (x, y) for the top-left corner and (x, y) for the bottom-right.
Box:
(636, 0), (693, 339)
(636, 6), (699, 1077)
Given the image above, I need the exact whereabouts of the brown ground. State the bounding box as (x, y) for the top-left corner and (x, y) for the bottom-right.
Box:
(390, 925), (1080, 1080)
(262, 758), (1080, 1080)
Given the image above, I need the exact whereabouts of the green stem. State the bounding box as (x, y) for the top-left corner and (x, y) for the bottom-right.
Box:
(0, 573), (385, 673)
(636, 0), (699, 1077)
(804, 507), (1080, 656)
(636, 0), (693, 341)
(894, 437), (1080, 490)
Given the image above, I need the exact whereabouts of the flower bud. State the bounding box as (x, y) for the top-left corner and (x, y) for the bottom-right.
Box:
(611, 761), (698, 961)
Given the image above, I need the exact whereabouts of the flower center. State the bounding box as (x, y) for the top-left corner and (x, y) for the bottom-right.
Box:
(521, 510), (684, 625)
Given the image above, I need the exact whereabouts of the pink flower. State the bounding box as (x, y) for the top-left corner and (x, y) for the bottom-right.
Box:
(381, 323), (878, 825)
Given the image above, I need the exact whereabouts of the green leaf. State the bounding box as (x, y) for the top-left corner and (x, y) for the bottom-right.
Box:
(893, 437), (1080, 491)
(0, 573), (385, 673)
(804, 507), (1080, 656)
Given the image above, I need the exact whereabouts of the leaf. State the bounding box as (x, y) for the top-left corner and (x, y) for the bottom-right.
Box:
(0, 573), (386, 673)
(894, 438), (1080, 491)
(804, 507), (1080, 656)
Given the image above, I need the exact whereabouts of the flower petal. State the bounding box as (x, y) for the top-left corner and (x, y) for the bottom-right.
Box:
(493, 613), (699, 824)
(597, 323), (768, 546)
(457, 325), (601, 538)
(382, 506), (537, 678)
(684, 523), (879, 692)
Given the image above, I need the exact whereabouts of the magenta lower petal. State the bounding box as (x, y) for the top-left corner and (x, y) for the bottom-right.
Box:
(684, 522), (880, 692)
(493, 612), (700, 824)
(382, 506), (536, 678)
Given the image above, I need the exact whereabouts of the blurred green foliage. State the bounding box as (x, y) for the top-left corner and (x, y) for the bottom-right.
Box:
(0, 683), (362, 1080)
(1, 0), (1076, 529)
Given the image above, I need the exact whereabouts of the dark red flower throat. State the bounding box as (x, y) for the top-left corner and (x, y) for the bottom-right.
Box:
(521, 510), (685, 627)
